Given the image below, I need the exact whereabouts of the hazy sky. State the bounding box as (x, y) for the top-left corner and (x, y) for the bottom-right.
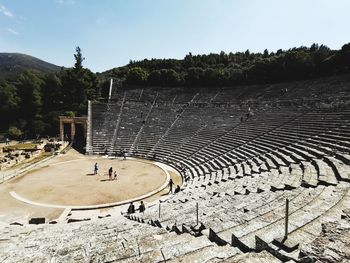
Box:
(0, 0), (349, 72)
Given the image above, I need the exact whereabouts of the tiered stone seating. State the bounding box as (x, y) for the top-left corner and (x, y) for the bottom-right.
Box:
(0, 216), (242, 262)
(91, 102), (121, 153)
(109, 101), (151, 152)
(135, 103), (181, 156)
(85, 83), (350, 262)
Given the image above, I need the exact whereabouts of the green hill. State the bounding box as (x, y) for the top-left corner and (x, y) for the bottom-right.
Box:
(99, 43), (350, 87)
(0, 53), (61, 79)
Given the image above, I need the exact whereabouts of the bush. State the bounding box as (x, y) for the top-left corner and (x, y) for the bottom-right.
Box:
(7, 126), (23, 139)
(64, 111), (75, 117)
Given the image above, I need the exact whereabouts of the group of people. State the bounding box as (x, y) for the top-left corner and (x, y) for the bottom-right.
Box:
(108, 166), (118, 180)
(93, 163), (181, 216)
(94, 164), (181, 195)
(168, 178), (180, 194)
(127, 201), (145, 214)
(93, 163), (118, 180)
(125, 179), (180, 215)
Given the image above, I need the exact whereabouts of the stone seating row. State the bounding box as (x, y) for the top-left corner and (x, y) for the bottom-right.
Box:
(0, 214), (245, 263)
(129, 180), (349, 261)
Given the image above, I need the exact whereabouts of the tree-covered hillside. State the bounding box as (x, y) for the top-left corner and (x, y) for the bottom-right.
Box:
(0, 53), (60, 79)
(101, 43), (350, 87)
(0, 47), (99, 139)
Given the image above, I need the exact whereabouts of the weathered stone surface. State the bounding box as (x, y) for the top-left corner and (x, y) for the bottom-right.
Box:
(0, 216), (243, 263)
(9, 222), (23, 226)
(341, 209), (350, 220)
(221, 251), (282, 263)
(299, 220), (350, 263)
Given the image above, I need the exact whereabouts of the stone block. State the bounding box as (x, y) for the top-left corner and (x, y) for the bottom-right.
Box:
(28, 218), (45, 225)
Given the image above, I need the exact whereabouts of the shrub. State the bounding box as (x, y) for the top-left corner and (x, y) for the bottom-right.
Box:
(7, 126), (23, 139)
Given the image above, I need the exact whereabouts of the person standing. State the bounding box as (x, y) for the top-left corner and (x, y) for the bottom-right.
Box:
(113, 171), (117, 180)
(94, 163), (98, 175)
(139, 201), (145, 213)
(127, 202), (135, 214)
(168, 178), (175, 194)
(108, 167), (113, 180)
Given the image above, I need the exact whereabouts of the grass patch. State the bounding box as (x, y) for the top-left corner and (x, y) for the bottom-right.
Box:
(3, 143), (39, 151)
(7, 152), (52, 171)
(30, 152), (52, 163)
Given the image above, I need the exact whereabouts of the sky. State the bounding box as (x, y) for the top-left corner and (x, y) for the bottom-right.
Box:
(0, 0), (349, 72)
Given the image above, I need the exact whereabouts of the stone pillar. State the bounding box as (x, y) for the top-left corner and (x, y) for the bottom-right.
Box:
(60, 120), (64, 141)
(71, 122), (75, 141)
(86, 100), (93, 154)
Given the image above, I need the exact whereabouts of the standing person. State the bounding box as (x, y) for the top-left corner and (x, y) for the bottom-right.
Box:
(127, 202), (135, 214)
(94, 163), (98, 175)
(139, 201), (145, 213)
(122, 150), (126, 160)
(108, 167), (113, 180)
(113, 171), (117, 180)
(168, 178), (175, 194)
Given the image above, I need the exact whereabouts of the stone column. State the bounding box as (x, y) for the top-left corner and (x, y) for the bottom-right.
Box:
(60, 119), (64, 141)
(71, 122), (75, 141)
(86, 100), (93, 154)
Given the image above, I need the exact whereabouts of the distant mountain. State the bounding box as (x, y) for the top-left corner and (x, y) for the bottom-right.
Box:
(0, 53), (61, 78)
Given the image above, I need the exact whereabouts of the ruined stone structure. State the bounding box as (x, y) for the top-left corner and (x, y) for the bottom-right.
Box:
(59, 116), (87, 142)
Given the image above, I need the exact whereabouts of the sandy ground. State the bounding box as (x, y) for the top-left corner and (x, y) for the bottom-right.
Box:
(0, 150), (182, 224)
(8, 158), (166, 206)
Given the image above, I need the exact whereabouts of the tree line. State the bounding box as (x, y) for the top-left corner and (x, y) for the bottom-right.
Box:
(104, 43), (350, 87)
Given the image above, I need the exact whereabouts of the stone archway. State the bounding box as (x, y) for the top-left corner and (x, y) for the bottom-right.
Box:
(59, 116), (87, 142)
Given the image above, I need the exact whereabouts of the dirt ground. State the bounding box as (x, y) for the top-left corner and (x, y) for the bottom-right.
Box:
(0, 150), (181, 224)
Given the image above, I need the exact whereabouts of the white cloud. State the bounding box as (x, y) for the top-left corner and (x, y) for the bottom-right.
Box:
(0, 3), (13, 18)
(7, 28), (18, 35)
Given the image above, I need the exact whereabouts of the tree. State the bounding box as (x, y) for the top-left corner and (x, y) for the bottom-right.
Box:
(74, 46), (85, 71)
(29, 119), (47, 135)
(7, 126), (23, 139)
(16, 71), (43, 120)
(125, 67), (148, 85)
(0, 81), (19, 114)
(43, 111), (62, 135)
(60, 47), (97, 114)
(148, 69), (182, 86)
(185, 67), (205, 86)
(41, 73), (63, 112)
(263, 49), (269, 58)
(64, 111), (75, 117)
(98, 79), (112, 100)
(0, 81), (20, 131)
(203, 68), (222, 86)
